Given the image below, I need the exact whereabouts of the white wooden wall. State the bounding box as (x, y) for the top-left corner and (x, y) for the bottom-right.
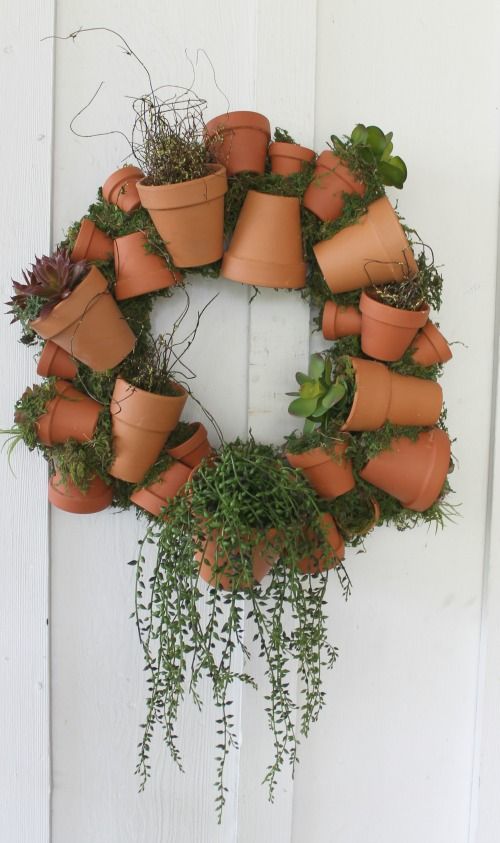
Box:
(2, 1), (500, 841)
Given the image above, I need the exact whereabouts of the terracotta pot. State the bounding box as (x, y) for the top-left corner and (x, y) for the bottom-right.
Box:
(130, 460), (191, 517)
(322, 301), (361, 341)
(205, 111), (270, 176)
(335, 495), (381, 538)
(313, 196), (418, 293)
(196, 528), (280, 591)
(102, 165), (143, 213)
(37, 341), (78, 380)
(71, 219), (113, 263)
(221, 191), (306, 289)
(109, 377), (188, 483)
(113, 232), (181, 300)
(30, 266), (136, 372)
(268, 141), (315, 176)
(360, 428), (451, 512)
(36, 380), (102, 446)
(411, 321), (453, 366)
(137, 165), (227, 268)
(297, 513), (345, 574)
(359, 290), (429, 361)
(48, 472), (112, 514)
(166, 423), (214, 468)
(303, 151), (365, 222)
(341, 357), (443, 431)
(286, 441), (355, 499)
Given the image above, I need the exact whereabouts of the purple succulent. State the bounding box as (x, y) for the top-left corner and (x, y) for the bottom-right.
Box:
(7, 249), (90, 321)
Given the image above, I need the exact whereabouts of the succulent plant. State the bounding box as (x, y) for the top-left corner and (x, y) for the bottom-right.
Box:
(7, 249), (89, 323)
(331, 124), (407, 189)
(287, 353), (348, 434)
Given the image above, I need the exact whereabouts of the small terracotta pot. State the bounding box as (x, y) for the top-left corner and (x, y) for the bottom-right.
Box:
(411, 321), (453, 366)
(205, 111), (271, 176)
(130, 460), (191, 517)
(322, 301), (361, 341)
(303, 151), (365, 222)
(37, 341), (78, 380)
(109, 377), (188, 483)
(196, 528), (280, 591)
(313, 196), (418, 293)
(113, 232), (181, 300)
(341, 357), (443, 432)
(36, 380), (102, 446)
(137, 165), (227, 268)
(335, 495), (381, 539)
(71, 219), (113, 263)
(359, 290), (429, 361)
(166, 423), (214, 468)
(48, 472), (113, 514)
(360, 428), (451, 512)
(222, 191), (306, 289)
(102, 166), (144, 213)
(30, 266), (136, 372)
(286, 441), (355, 499)
(268, 141), (315, 176)
(297, 513), (345, 574)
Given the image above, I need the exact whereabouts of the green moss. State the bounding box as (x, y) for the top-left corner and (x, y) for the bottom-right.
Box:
(50, 408), (114, 492)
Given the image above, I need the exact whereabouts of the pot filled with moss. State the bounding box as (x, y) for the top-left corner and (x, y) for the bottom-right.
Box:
(166, 420), (214, 468)
(130, 455), (191, 516)
(102, 164), (144, 213)
(268, 127), (315, 176)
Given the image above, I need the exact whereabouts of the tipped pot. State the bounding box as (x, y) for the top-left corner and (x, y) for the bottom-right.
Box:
(303, 151), (365, 222)
(30, 265), (136, 372)
(297, 513), (345, 574)
(109, 377), (188, 484)
(411, 321), (453, 366)
(37, 341), (77, 380)
(286, 441), (355, 499)
(71, 219), (113, 263)
(322, 301), (361, 341)
(205, 111), (270, 176)
(113, 232), (181, 300)
(102, 165), (144, 213)
(360, 428), (451, 512)
(313, 196), (418, 293)
(268, 141), (315, 176)
(222, 191), (306, 289)
(166, 422), (214, 468)
(359, 290), (429, 361)
(196, 528), (280, 591)
(137, 164), (227, 268)
(130, 461), (191, 517)
(48, 472), (112, 514)
(36, 380), (102, 446)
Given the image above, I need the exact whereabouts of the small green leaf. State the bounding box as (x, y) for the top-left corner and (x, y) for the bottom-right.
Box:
(366, 125), (387, 157)
(303, 417), (318, 434)
(351, 124), (368, 145)
(295, 371), (314, 385)
(378, 157), (407, 188)
(299, 381), (324, 400)
(288, 397), (318, 417)
(321, 382), (347, 409)
(308, 354), (325, 379)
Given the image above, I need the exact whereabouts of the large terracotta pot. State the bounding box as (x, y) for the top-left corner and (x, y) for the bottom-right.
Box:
(113, 232), (181, 300)
(313, 196), (418, 293)
(221, 191), (306, 289)
(359, 290), (429, 361)
(71, 219), (113, 263)
(411, 321), (453, 366)
(102, 165), (143, 213)
(48, 472), (113, 514)
(359, 428), (451, 512)
(322, 301), (361, 341)
(36, 380), (102, 446)
(109, 377), (188, 483)
(297, 513), (345, 574)
(136, 165), (227, 268)
(166, 422), (214, 468)
(286, 441), (355, 499)
(130, 460), (191, 517)
(205, 111), (270, 176)
(196, 528), (280, 591)
(303, 151), (365, 222)
(37, 341), (78, 380)
(30, 266), (136, 372)
(268, 141), (315, 176)
(341, 357), (443, 431)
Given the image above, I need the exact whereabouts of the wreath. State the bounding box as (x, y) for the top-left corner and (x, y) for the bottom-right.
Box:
(3, 30), (456, 821)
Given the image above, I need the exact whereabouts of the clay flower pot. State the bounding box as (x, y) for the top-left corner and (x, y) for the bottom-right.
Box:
(360, 427), (451, 512)
(102, 165), (144, 213)
(313, 196), (418, 293)
(113, 232), (181, 300)
(411, 321), (453, 366)
(36, 380), (102, 446)
(48, 472), (112, 514)
(286, 441), (355, 499)
(109, 377), (188, 484)
(130, 460), (191, 517)
(268, 141), (315, 176)
(322, 301), (361, 341)
(166, 423), (214, 468)
(137, 165), (227, 268)
(70, 219), (113, 263)
(30, 266), (136, 372)
(303, 151), (365, 222)
(334, 495), (381, 539)
(37, 341), (78, 380)
(297, 513), (345, 574)
(205, 111), (270, 176)
(196, 528), (280, 591)
(221, 191), (306, 289)
(341, 357), (443, 431)
(359, 290), (429, 361)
